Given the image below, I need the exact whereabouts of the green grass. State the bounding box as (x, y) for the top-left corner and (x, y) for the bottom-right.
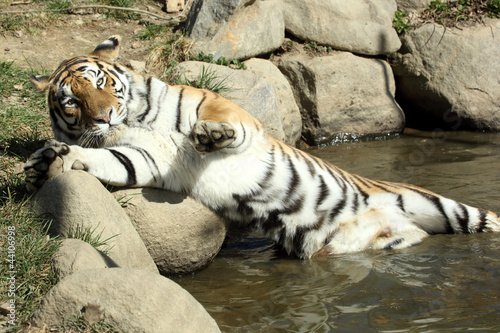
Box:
(66, 224), (118, 255)
(422, 0), (500, 26)
(176, 65), (231, 94)
(0, 195), (61, 329)
(0, 61), (58, 330)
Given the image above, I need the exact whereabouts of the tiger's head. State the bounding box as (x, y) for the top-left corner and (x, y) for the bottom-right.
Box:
(31, 36), (134, 147)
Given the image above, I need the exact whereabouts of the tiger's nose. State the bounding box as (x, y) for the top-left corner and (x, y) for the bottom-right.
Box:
(95, 108), (112, 124)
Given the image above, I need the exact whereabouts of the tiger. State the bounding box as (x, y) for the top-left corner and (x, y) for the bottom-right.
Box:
(24, 36), (500, 259)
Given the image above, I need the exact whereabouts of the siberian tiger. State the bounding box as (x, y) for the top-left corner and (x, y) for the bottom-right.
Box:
(25, 36), (500, 259)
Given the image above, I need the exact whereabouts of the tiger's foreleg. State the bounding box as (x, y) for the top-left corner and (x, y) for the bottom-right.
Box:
(25, 134), (176, 190)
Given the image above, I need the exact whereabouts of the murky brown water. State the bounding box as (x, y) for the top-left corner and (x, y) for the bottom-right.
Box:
(174, 129), (500, 332)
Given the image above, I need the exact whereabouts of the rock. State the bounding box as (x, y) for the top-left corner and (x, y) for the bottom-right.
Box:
(173, 60), (302, 145)
(396, 0), (433, 12)
(52, 239), (110, 280)
(244, 58), (302, 146)
(30, 268), (221, 333)
(278, 52), (405, 145)
(393, 20), (500, 130)
(282, 0), (401, 56)
(165, 0), (184, 13)
(31, 171), (158, 274)
(112, 188), (228, 276)
(186, 0), (284, 60)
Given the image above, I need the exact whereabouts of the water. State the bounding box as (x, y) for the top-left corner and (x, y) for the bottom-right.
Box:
(174, 129), (500, 332)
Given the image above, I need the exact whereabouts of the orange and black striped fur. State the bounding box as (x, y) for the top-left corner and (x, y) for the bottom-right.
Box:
(25, 36), (500, 258)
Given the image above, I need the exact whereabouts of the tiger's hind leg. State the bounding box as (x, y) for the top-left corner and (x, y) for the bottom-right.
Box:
(315, 207), (429, 256)
(316, 208), (391, 256)
(371, 227), (429, 250)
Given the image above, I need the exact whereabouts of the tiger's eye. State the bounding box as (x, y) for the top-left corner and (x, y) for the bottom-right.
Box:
(97, 78), (104, 87)
(66, 99), (76, 107)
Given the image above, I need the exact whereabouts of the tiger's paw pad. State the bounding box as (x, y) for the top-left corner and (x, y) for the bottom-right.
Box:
(191, 121), (236, 152)
(24, 140), (70, 190)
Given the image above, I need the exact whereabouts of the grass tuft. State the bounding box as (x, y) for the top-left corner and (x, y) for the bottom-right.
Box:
(66, 225), (118, 255)
(176, 65), (231, 94)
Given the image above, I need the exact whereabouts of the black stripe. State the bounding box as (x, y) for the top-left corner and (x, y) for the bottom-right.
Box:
(408, 188), (454, 233)
(129, 146), (160, 183)
(476, 209), (488, 232)
(328, 185), (348, 221)
(175, 88), (185, 132)
(261, 211), (284, 234)
(455, 203), (470, 234)
(316, 175), (329, 208)
(284, 153), (300, 199)
(52, 58), (91, 83)
(351, 193), (360, 213)
(196, 92), (206, 119)
(233, 193), (255, 216)
(301, 152), (317, 177)
(293, 226), (307, 258)
(113, 64), (125, 75)
(347, 174), (370, 205)
(148, 84), (166, 126)
(283, 195), (305, 215)
(137, 77), (153, 122)
(397, 194), (406, 212)
(257, 146), (276, 190)
(107, 149), (136, 185)
(430, 196), (453, 233)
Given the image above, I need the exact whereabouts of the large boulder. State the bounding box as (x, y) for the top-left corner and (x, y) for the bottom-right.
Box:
(30, 268), (221, 333)
(186, 0), (284, 61)
(112, 188), (228, 276)
(31, 171), (158, 274)
(278, 52), (405, 145)
(282, 0), (401, 56)
(393, 20), (500, 130)
(173, 60), (302, 146)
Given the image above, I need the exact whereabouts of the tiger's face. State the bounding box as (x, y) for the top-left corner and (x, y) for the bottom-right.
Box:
(31, 36), (130, 147)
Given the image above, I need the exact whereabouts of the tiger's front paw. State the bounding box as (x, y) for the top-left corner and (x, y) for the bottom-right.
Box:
(24, 140), (80, 191)
(191, 120), (236, 152)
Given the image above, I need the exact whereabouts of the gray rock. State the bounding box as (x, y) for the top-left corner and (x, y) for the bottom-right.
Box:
(283, 0), (401, 56)
(112, 188), (228, 276)
(30, 268), (221, 333)
(278, 52), (405, 145)
(52, 239), (110, 280)
(245, 58), (302, 146)
(396, 0), (433, 12)
(186, 0), (284, 60)
(31, 171), (158, 274)
(393, 21), (500, 130)
(173, 60), (302, 145)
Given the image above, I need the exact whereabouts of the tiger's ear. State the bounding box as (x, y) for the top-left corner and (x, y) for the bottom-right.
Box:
(89, 35), (121, 60)
(30, 75), (50, 92)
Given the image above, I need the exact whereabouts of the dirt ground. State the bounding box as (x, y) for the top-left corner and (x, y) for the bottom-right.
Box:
(0, 2), (181, 73)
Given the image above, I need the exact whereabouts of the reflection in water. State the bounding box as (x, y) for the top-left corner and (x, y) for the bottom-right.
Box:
(175, 130), (500, 332)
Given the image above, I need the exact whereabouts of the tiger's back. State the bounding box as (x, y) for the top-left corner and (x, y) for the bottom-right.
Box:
(25, 36), (500, 259)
